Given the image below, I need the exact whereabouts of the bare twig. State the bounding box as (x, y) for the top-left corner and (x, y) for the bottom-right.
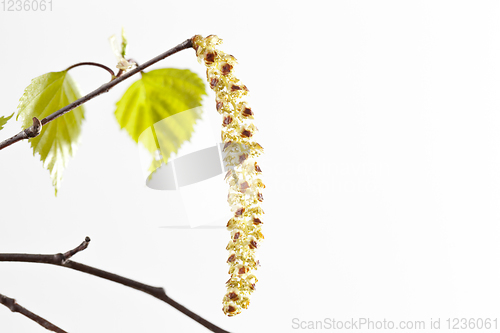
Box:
(0, 293), (68, 333)
(61, 236), (91, 263)
(0, 37), (194, 151)
(0, 237), (231, 333)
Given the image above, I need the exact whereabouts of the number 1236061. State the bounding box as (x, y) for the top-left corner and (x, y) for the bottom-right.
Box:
(2, 0), (52, 11)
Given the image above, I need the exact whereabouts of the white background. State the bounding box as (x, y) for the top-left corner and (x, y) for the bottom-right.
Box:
(1, 1), (500, 332)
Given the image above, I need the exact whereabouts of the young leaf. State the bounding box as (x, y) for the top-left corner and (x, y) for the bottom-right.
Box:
(114, 68), (206, 173)
(0, 113), (14, 132)
(17, 71), (85, 195)
(120, 27), (128, 58)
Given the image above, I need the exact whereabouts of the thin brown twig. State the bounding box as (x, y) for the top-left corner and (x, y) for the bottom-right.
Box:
(65, 62), (116, 79)
(0, 293), (68, 333)
(61, 236), (91, 263)
(0, 237), (231, 333)
(0, 37), (194, 151)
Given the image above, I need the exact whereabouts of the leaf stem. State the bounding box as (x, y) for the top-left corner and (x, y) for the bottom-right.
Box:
(65, 62), (116, 79)
(0, 37), (194, 151)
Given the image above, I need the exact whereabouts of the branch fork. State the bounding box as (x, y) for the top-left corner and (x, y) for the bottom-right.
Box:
(0, 236), (229, 333)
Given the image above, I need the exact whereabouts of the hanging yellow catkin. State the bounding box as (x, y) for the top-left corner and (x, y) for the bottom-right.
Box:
(192, 35), (265, 316)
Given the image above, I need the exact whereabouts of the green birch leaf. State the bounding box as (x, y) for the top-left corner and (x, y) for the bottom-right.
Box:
(17, 71), (85, 196)
(0, 113), (14, 132)
(114, 68), (206, 175)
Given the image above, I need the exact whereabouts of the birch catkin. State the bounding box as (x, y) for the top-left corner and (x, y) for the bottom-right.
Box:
(192, 35), (265, 316)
